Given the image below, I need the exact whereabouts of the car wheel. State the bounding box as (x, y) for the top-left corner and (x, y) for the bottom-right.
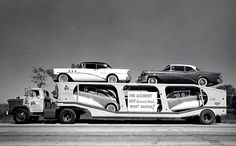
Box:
(13, 109), (29, 124)
(58, 74), (69, 82)
(107, 75), (118, 83)
(148, 77), (158, 84)
(106, 104), (117, 112)
(59, 108), (76, 124)
(199, 109), (215, 125)
(198, 77), (208, 86)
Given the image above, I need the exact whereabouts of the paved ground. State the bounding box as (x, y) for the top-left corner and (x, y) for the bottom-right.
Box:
(0, 122), (236, 146)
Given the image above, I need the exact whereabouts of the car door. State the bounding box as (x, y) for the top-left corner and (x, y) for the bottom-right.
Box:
(78, 63), (101, 81)
(167, 66), (188, 83)
(181, 66), (199, 84)
(95, 64), (109, 81)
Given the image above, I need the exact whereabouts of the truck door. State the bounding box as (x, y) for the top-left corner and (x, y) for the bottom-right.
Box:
(27, 90), (44, 113)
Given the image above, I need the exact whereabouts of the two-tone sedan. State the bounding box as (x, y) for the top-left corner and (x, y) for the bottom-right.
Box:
(137, 64), (222, 86)
(53, 62), (131, 83)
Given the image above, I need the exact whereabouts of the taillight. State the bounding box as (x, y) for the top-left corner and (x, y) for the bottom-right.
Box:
(128, 71), (130, 76)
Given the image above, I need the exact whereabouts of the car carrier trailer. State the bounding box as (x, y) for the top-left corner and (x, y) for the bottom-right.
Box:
(7, 82), (226, 125)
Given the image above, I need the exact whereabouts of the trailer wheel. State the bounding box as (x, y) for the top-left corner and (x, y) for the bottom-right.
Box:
(13, 108), (29, 124)
(59, 108), (76, 124)
(199, 109), (215, 125)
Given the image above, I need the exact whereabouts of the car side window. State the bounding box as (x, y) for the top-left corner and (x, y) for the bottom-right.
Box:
(185, 67), (195, 72)
(163, 65), (170, 71)
(97, 64), (107, 69)
(85, 64), (96, 69)
(173, 66), (184, 71)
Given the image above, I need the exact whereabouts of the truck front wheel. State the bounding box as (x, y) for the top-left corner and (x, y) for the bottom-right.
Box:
(59, 108), (76, 124)
(13, 109), (29, 124)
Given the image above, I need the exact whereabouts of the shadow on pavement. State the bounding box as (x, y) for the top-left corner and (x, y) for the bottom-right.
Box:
(40, 118), (199, 125)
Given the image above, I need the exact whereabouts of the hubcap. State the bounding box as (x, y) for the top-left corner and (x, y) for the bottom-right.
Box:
(106, 105), (116, 111)
(203, 114), (211, 122)
(59, 75), (68, 82)
(148, 78), (157, 84)
(17, 111), (26, 121)
(108, 76), (117, 83)
(199, 78), (207, 86)
(63, 113), (72, 122)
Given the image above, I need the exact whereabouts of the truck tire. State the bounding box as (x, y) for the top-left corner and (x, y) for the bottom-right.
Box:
(13, 108), (29, 124)
(199, 109), (215, 125)
(59, 108), (76, 124)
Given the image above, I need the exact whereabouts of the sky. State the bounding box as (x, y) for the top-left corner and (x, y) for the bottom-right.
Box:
(0, 0), (236, 103)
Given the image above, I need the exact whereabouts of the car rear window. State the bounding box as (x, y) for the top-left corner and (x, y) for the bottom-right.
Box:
(97, 64), (109, 69)
(185, 67), (195, 72)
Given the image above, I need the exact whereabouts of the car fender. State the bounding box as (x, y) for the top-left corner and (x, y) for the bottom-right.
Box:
(57, 73), (73, 81)
(197, 75), (208, 82)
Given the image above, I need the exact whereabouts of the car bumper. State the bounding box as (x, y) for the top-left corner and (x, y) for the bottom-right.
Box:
(207, 76), (223, 86)
(117, 74), (132, 83)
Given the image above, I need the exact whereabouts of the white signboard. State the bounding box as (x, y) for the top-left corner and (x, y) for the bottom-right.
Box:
(128, 91), (157, 112)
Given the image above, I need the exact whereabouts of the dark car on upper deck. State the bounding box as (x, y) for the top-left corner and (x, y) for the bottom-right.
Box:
(137, 64), (222, 86)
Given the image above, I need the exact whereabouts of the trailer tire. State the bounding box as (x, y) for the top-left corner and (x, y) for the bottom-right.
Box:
(59, 108), (76, 124)
(199, 109), (215, 125)
(13, 108), (29, 124)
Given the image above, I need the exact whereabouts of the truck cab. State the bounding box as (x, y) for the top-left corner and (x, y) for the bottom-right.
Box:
(7, 88), (53, 123)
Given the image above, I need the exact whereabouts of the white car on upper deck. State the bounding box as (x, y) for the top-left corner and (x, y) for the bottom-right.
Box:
(53, 62), (131, 83)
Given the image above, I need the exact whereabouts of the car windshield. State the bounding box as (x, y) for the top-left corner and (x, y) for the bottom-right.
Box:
(196, 67), (200, 71)
(163, 65), (170, 71)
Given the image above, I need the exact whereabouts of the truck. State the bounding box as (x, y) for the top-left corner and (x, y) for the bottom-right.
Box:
(7, 82), (226, 125)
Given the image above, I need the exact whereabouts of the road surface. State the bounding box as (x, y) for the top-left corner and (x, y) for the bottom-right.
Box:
(0, 122), (236, 146)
